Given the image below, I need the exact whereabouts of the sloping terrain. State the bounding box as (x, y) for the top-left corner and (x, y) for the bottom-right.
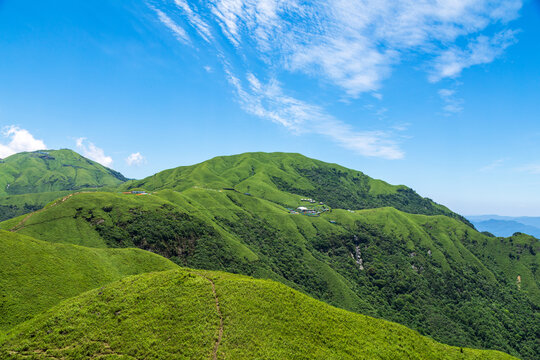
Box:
(460, 231), (539, 306)
(0, 149), (126, 196)
(0, 191), (72, 222)
(0, 269), (517, 360)
(3, 190), (538, 359)
(0, 230), (177, 331)
(122, 152), (472, 225)
(0, 149), (128, 221)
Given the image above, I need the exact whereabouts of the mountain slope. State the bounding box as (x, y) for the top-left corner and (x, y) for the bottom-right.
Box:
(0, 269), (517, 360)
(461, 231), (539, 306)
(3, 190), (538, 358)
(0, 149), (127, 196)
(0, 230), (177, 331)
(123, 152), (472, 226)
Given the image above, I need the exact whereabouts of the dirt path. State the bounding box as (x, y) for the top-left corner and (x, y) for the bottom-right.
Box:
(196, 273), (224, 360)
(9, 192), (87, 232)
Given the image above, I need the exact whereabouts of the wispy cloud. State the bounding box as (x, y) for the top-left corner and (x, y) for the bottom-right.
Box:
(518, 163), (540, 174)
(226, 71), (403, 159)
(438, 88), (464, 114)
(76, 138), (113, 167)
(150, 4), (191, 45)
(173, 0), (213, 43)
(0, 125), (47, 158)
(429, 30), (518, 82)
(126, 152), (146, 166)
(149, 0), (522, 159)
(480, 158), (507, 172)
(204, 0), (522, 95)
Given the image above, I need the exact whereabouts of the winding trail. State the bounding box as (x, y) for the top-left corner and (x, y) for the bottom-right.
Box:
(196, 272), (224, 360)
(9, 192), (88, 232)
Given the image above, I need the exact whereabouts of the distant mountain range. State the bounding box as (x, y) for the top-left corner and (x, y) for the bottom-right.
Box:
(467, 215), (540, 238)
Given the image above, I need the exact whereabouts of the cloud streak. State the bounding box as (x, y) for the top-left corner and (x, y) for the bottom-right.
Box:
(148, 0), (522, 158)
(0, 126), (47, 158)
(438, 88), (464, 114)
(429, 30), (518, 82)
(226, 71), (403, 159)
(204, 0), (522, 94)
(518, 163), (540, 174)
(150, 4), (191, 44)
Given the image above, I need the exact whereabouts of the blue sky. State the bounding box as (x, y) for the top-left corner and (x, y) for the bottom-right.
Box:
(0, 0), (539, 216)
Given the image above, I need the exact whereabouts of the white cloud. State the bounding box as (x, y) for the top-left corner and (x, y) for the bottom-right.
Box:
(150, 5), (191, 45)
(150, 0), (522, 158)
(126, 152), (146, 166)
(429, 29), (518, 82)
(438, 88), (464, 114)
(226, 71), (403, 159)
(201, 0), (522, 95)
(174, 0), (213, 43)
(75, 138), (113, 167)
(0, 126), (47, 158)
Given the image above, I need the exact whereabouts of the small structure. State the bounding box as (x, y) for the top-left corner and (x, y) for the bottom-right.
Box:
(297, 206), (308, 212)
(329, 220), (337, 224)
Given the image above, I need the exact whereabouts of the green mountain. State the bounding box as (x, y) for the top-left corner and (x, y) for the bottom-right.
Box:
(1, 150), (537, 358)
(0, 149), (127, 195)
(0, 149), (128, 221)
(123, 152), (472, 226)
(3, 189), (537, 358)
(0, 269), (517, 360)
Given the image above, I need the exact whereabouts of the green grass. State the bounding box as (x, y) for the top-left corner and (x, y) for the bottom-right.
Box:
(0, 269), (517, 360)
(0, 149), (129, 221)
(3, 190), (538, 358)
(0, 191), (75, 222)
(0, 150), (537, 358)
(0, 230), (177, 331)
(0, 149), (126, 196)
(121, 152), (471, 224)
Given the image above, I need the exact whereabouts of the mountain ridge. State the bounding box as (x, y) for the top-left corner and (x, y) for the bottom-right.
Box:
(0, 150), (538, 358)
(3, 189), (537, 358)
(0, 269), (518, 360)
(122, 151), (473, 226)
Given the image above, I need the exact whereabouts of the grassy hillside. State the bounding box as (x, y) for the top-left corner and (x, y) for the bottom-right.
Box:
(3, 190), (537, 358)
(0, 191), (73, 222)
(122, 152), (472, 225)
(0, 149), (128, 221)
(461, 231), (539, 306)
(0, 149), (126, 196)
(0, 230), (177, 331)
(0, 269), (517, 360)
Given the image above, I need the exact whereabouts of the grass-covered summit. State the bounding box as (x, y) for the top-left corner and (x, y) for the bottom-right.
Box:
(123, 152), (471, 225)
(0, 149), (127, 196)
(0, 269), (517, 360)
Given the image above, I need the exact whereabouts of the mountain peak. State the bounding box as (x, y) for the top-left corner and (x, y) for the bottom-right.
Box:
(0, 149), (127, 195)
